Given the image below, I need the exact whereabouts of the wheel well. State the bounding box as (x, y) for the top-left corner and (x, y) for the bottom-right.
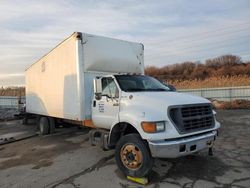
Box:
(109, 122), (139, 148)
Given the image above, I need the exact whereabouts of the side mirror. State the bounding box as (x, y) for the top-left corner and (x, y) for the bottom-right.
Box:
(93, 77), (102, 100)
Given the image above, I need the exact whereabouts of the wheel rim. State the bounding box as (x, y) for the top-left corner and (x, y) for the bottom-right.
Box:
(120, 144), (143, 170)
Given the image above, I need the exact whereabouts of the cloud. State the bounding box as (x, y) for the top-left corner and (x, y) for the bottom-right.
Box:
(0, 0), (250, 86)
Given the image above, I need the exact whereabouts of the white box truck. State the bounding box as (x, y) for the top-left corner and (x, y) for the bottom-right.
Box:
(26, 32), (220, 177)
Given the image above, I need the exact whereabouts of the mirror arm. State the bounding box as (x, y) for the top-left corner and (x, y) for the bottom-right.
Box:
(95, 93), (102, 100)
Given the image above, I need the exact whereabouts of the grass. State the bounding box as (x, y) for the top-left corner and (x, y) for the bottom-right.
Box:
(0, 87), (25, 96)
(168, 75), (250, 89)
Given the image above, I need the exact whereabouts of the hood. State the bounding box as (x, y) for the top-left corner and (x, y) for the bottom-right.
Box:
(120, 91), (211, 122)
(123, 91), (210, 107)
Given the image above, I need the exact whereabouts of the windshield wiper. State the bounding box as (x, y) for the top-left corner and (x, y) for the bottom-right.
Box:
(126, 88), (147, 92)
(125, 88), (169, 92)
(148, 88), (169, 91)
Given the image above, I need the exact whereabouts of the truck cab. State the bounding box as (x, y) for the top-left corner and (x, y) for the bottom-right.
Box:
(91, 74), (220, 177)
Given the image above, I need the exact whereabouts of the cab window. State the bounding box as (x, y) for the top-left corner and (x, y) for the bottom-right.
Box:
(102, 77), (119, 98)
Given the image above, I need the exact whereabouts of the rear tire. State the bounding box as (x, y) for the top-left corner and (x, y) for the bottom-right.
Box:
(22, 117), (28, 125)
(39, 117), (49, 135)
(115, 133), (154, 177)
(49, 117), (55, 134)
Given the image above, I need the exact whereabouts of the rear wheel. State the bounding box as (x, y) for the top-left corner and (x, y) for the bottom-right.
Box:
(39, 117), (49, 135)
(22, 117), (28, 125)
(48, 117), (55, 134)
(115, 134), (154, 177)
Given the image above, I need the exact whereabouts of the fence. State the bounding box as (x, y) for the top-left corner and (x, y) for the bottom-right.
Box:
(0, 96), (25, 109)
(179, 86), (250, 101)
(0, 86), (250, 108)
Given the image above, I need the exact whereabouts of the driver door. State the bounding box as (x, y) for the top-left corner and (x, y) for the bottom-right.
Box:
(92, 77), (120, 129)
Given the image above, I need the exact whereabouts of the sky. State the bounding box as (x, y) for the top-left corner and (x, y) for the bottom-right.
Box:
(0, 0), (250, 86)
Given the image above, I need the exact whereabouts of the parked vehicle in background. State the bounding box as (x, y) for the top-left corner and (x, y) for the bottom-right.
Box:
(25, 32), (220, 177)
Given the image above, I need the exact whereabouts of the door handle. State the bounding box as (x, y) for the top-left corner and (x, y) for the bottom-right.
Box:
(113, 103), (119, 106)
(93, 100), (96, 107)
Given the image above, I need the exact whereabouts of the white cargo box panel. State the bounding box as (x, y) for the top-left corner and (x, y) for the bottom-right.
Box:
(26, 32), (144, 121)
(82, 34), (144, 73)
(26, 33), (80, 120)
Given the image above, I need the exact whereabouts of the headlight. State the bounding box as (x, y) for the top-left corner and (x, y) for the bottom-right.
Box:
(141, 121), (165, 133)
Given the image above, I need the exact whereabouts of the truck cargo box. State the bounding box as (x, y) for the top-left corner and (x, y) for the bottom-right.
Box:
(25, 32), (144, 121)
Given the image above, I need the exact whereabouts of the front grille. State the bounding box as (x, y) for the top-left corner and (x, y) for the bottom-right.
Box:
(169, 104), (215, 134)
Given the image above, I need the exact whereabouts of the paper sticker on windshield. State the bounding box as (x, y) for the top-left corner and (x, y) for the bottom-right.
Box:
(98, 103), (104, 113)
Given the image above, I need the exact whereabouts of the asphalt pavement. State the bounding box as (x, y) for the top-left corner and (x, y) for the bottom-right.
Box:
(0, 110), (250, 188)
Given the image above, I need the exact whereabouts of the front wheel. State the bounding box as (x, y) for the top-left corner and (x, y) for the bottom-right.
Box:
(115, 134), (154, 177)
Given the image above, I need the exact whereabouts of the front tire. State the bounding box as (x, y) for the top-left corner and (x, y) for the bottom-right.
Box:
(115, 134), (154, 177)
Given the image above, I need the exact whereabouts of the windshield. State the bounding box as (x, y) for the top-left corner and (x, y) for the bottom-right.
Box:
(114, 75), (171, 92)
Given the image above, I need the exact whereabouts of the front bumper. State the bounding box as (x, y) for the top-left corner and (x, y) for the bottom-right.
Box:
(148, 131), (217, 158)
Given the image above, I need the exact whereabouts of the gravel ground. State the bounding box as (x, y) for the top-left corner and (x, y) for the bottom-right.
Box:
(0, 110), (250, 188)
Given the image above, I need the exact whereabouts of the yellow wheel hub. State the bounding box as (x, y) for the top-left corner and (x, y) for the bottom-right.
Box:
(120, 144), (143, 170)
